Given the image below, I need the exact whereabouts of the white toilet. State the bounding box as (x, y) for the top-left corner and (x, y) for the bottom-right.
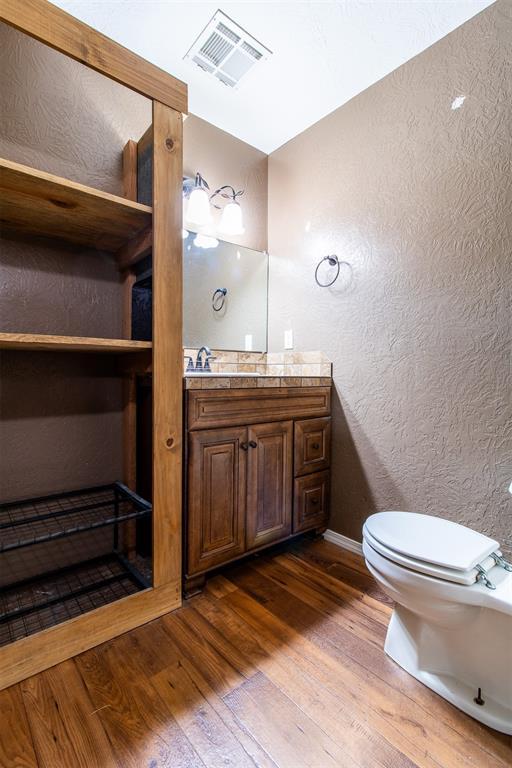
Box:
(362, 511), (512, 734)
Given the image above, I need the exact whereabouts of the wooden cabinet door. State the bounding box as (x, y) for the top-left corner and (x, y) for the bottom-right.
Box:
(293, 470), (330, 533)
(246, 421), (293, 550)
(187, 427), (247, 575)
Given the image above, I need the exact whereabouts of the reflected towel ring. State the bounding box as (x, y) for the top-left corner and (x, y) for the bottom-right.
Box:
(212, 287), (227, 311)
(315, 255), (341, 287)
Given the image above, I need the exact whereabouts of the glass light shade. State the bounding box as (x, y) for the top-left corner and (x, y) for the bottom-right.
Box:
(185, 187), (212, 226)
(219, 201), (245, 235)
(193, 233), (219, 249)
(182, 228), (189, 239)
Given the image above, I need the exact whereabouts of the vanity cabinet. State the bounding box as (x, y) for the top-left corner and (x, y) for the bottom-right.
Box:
(184, 386), (331, 594)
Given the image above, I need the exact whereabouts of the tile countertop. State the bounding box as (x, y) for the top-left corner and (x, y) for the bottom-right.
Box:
(183, 375), (332, 389)
(182, 351), (332, 389)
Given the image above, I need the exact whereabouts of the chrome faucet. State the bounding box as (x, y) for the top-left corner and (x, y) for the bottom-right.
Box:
(195, 346), (216, 372)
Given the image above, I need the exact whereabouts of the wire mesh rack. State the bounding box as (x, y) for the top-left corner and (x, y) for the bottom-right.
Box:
(0, 552), (151, 647)
(0, 482), (151, 552)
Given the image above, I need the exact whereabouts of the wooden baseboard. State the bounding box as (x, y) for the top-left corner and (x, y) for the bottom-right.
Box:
(323, 529), (363, 555)
(0, 580), (181, 690)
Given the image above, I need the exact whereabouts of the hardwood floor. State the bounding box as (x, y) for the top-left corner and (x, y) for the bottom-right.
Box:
(1, 539), (511, 768)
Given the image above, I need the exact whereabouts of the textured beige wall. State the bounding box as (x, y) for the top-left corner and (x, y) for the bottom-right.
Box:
(184, 115), (268, 252)
(268, 2), (512, 552)
(0, 23), (267, 248)
(0, 23), (135, 499)
(0, 22), (267, 501)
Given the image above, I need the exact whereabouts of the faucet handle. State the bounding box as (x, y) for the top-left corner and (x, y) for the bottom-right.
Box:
(195, 346), (212, 371)
(185, 356), (194, 372)
(204, 354), (217, 372)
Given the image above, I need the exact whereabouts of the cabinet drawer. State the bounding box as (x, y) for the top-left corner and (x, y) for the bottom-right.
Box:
(293, 471), (330, 533)
(187, 387), (331, 430)
(294, 417), (331, 476)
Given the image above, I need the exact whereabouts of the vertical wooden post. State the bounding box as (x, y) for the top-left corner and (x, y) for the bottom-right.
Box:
(122, 270), (136, 498)
(122, 139), (138, 201)
(152, 101), (183, 589)
(121, 140), (138, 508)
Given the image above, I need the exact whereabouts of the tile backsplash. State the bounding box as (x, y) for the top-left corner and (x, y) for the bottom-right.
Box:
(183, 349), (332, 377)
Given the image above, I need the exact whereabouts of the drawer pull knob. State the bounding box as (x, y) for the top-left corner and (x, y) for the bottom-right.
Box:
(311, 498), (319, 505)
(249, 441), (257, 448)
(311, 442), (320, 450)
(241, 442), (249, 451)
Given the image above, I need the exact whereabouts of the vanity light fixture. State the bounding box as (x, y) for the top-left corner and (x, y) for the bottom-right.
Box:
(184, 173), (212, 226)
(183, 173), (245, 235)
(217, 189), (245, 235)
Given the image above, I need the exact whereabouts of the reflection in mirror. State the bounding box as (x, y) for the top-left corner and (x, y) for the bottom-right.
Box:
(131, 233), (268, 353)
(183, 231), (268, 352)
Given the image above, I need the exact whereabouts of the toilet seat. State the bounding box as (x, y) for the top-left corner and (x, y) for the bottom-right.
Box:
(363, 512), (501, 586)
(363, 525), (499, 585)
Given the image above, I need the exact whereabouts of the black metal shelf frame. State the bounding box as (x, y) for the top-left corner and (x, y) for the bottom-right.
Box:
(0, 552), (152, 647)
(0, 482), (151, 553)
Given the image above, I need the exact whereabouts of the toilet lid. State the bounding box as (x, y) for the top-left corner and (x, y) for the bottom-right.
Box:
(364, 511), (499, 572)
(363, 526), (499, 585)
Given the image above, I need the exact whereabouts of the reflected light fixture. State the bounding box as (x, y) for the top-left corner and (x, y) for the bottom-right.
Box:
(183, 173), (245, 235)
(193, 233), (219, 249)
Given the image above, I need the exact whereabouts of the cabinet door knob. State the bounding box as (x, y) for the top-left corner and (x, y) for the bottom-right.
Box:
(311, 442), (320, 450)
(249, 441), (257, 448)
(311, 497), (319, 505)
(240, 442), (249, 451)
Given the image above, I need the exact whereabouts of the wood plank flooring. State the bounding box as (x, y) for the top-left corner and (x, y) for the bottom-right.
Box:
(1, 539), (511, 768)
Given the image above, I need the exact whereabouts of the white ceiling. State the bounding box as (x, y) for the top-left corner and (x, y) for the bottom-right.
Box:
(52, 0), (494, 153)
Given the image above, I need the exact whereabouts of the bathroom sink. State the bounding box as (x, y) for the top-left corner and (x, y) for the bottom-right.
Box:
(185, 372), (260, 377)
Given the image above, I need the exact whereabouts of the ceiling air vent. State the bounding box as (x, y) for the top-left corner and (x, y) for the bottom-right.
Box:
(184, 10), (271, 89)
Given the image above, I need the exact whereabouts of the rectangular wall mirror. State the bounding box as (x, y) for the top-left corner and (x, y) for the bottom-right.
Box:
(183, 231), (268, 352)
(132, 233), (268, 353)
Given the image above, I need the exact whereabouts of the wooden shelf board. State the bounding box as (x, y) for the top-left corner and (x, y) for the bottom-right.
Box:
(116, 226), (153, 270)
(0, 157), (152, 252)
(0, 332), (152, 353)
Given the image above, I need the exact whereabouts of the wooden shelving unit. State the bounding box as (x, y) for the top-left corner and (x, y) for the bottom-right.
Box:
(0, 0), (186, 689)
(0, 157), (152, 254)
(0, 332), (152, 354)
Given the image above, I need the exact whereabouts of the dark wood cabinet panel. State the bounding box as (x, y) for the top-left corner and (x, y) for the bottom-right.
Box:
(183, 387), (332, 592)
(294, 417), (331, 476)
(187, 427), (246, 575)
(246, 421), (293, 550)
(188, 387), (331, 430)
(293, 471), (330, 533)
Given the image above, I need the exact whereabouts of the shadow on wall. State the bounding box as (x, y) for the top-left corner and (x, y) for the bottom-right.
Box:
(0, 352), (124, 501)
(268, 2), (511, 549)
(0, 24), (151, 194)
(330, 387), (406, 542)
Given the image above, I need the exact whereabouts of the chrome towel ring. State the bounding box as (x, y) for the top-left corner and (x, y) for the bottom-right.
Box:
(315, 255), (341, 287)
(212, 287), (227, 311)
